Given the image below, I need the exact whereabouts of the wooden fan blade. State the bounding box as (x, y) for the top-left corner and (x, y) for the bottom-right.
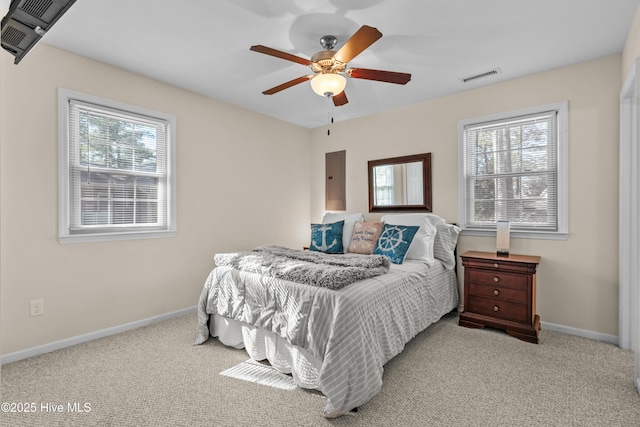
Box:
(262, 75), (314, 95)
(333, 91), (348, 106)
(250, 45), (312, 66)
(347, 68), (412, 85)
(333, 25), (383, 64)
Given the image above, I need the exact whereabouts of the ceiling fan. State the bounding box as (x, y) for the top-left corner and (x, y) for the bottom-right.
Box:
(250, 25), (411, 107)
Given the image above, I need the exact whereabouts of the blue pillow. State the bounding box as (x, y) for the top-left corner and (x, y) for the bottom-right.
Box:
(310, 220), (344, 254)
(373, 224), (420, 264)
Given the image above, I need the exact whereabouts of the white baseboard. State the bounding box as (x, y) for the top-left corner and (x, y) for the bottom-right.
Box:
(1, 306), (197, 365)
(0, 310), (621, 365)
(541, 321), (618, 345)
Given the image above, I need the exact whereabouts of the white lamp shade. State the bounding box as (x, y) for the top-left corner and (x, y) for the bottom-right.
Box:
(496, 220), (510, 255)
(310, 73), (347, 97)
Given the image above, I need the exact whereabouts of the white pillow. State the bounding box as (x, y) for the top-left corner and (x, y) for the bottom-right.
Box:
(433, 222), (461, 270)
(380, 213), (445, 262)
(322, 212), (364, 253)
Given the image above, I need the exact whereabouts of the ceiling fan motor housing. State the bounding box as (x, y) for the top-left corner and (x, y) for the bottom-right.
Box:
(311, 50), (346, 74)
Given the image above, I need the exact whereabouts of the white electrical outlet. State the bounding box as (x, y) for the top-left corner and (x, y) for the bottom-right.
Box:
(30, 299), (44, 316)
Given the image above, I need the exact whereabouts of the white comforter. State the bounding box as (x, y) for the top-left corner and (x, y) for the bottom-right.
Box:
(195, 258), (458, 417)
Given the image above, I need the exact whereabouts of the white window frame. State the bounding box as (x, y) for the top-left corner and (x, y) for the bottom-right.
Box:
(457, 102), (568, 240)
(58, 88), (177, 243)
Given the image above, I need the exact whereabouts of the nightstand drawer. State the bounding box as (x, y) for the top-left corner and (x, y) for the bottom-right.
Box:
(468, 269), (528, 290)
(468, 283), (527, 304)
(464, 258), (538, 275)
(467, 295), (528, 323)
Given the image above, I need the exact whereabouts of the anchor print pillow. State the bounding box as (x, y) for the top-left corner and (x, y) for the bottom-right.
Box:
(322, 212), (364, 251)
(373, 223), (420, 264)
(310, 220), (345, 254)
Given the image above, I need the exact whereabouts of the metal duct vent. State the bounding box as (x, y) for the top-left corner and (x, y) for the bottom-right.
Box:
(1, 0), (77, 64)
(460, 67), (502, 83)
(20, 0), (54, 19)
(1, 25), (26, 47)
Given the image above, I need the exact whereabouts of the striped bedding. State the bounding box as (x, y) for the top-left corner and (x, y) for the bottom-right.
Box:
(195, 257), (458, 417)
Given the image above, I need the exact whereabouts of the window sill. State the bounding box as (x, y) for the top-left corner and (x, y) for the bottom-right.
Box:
(460, 228), (568, 241)
(59, 229), (177, 244)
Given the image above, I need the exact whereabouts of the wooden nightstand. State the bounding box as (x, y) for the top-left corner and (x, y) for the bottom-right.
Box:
(459, 251), (541, 344)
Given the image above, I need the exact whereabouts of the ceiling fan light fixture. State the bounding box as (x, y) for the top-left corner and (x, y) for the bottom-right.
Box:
(310, 73), (347, 98)
(251, 25), (410, 106)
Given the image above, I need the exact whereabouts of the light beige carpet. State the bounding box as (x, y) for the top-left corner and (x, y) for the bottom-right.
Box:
(1, 312), (639, 426)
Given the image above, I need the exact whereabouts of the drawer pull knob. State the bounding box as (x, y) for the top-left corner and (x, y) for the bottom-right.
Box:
(493, 289), (500, 296)
(493, 263), (499, 268)
(493, 276), (499, 282)
(493, 305), (499, 312)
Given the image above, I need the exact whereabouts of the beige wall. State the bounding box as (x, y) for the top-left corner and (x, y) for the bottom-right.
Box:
(311, 54), (622, 337)
(0, 43), (311, 354)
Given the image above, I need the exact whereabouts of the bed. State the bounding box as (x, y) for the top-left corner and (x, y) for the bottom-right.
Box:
(195, 213), (460, 418)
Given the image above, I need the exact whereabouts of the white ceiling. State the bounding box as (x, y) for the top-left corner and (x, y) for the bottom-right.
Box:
(3, 0), (639, 128)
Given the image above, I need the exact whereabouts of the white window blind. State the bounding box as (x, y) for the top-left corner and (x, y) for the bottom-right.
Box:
(462, 109), (560, 232)
(59, 89), (176, 242)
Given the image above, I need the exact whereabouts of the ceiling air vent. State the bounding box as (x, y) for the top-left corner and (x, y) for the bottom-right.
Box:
(20, 0), (54, 19)
(1, 25), (26, 47)
(1, 0), (77, 64)
(459, 67), (502, 83)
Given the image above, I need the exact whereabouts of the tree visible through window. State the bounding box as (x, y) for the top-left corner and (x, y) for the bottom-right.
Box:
(59, 89), (176, 242)
(459, 103), (567, 236)
(77, 109), (160, 227)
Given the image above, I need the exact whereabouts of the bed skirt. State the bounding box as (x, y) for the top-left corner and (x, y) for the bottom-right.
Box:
(210, 313), (324, 390)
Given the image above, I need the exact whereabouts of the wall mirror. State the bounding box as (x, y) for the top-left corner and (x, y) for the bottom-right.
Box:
(368, 153), (432, 212)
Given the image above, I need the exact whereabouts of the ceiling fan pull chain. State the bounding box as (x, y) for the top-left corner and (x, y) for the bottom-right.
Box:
(327, 101), (335, 136)
(327, 110), (330, 135)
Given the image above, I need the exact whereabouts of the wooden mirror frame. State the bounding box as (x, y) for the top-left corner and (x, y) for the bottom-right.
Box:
(368, 153), (432, 213)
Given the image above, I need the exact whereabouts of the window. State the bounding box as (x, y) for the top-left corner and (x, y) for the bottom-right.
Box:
(374, 165), (394, 206)
(58, 89), (176, 243)
(458, 102), (568, 239)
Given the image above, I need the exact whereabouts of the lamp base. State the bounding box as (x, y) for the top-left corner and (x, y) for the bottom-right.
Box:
(496, 250), (509, 257)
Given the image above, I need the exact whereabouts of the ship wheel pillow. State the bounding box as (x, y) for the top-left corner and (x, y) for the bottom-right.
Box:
(372, 223), (420, 264)
(380, 213), (445, 264)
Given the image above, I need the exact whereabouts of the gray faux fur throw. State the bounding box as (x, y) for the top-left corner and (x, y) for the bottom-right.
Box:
(213, 245), (390, 290)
